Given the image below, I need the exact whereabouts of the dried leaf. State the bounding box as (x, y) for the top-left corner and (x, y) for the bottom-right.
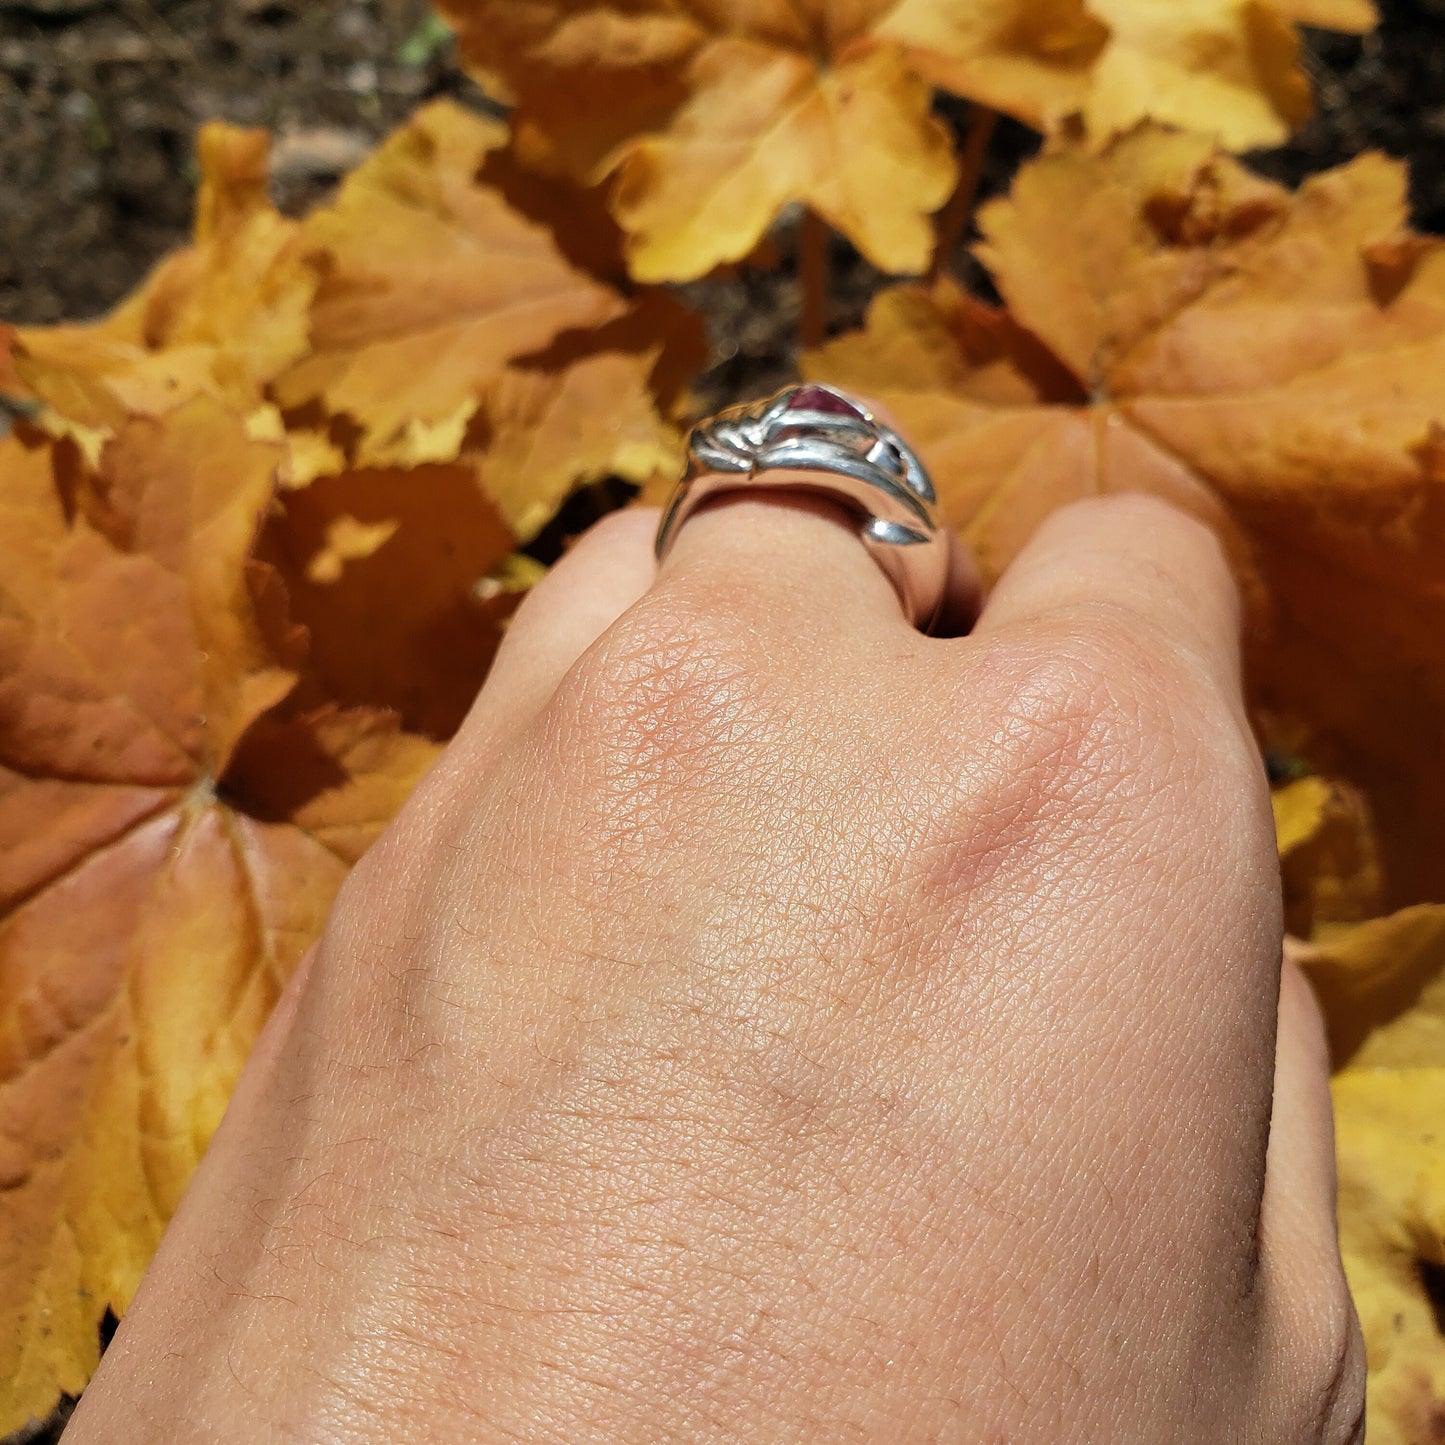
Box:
(243, 404), (350, 490)
(1273, 775), (1382, 935)
(0, 414), (437, 1433)
(1267, 0), (1377, 29)
(18, 101), (695, 553)
(607, 38), (957, 280)
(809, 131), (1445, 904)
(1275, 776), (1336, 855)
(1080, 0), (1314, 150)
(1291, 908), (1445, 1071)
(443, 0), (1074, 278)
(258, 465), (516, 740)
(13, 124), (315, 446)
(478, 357), (682, 542)
(476, 137), (633, 285)
(0, 326), (37, 418)
(473, 293), (701, 542)
(134, 124), (317, 396)
(271, 101), (626, 466)
(439, 0), (1374, 280)
(1333, 1068), (1445, 1445)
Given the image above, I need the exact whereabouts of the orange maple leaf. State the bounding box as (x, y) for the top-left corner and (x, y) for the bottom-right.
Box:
(258, 463), (517, 740)
(437, 0), (1375, 282)
(1273, 775), (1382, 937)
(12, 124), (315, 446)
(807, 128), (1445, 905)
(0, 326), (34, 409)
(471, 291), (703, 543)
(0, 409), (437, 1431)
(12, 103), (695, 560)
(271, 101), (628, 467)
(1076, 0), (1374, 149)
(1285, 891), (1445, 1441)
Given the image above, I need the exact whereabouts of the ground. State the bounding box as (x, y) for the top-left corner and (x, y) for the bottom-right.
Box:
(1, 1), (1443, 1440)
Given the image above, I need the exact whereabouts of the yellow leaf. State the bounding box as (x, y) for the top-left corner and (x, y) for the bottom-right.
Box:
(258, 465), (516, 740)
(1275, 776), (1335, 856)
(242, 404), (349, 490)
(0, 416), (437, 1434)
(439, 0), (1088, 278)
(439, 0), (1375, 280)
(305, 515), (402, 583)
(877, 0), (1108, 128)
(1273, 776), (1382, 935)
(271, 101), (625, 465)
(477, 552), (550, 603)
(809, 131), (1445, 904)
(13, 124), (315, 441)
(9, 337), (215, 462)
(479, 356), (683, 542)
(471, 290), (700, 542)
(1082, 0), (1311, 150)
(135, 124), (317, 397)
(1293, 908), (1445, 1070)
(1332, 1068), (1445, 1445)
(0, 324), (31, 408)
(611, 38), (956, 280)
(1267, 0), (1376, 29)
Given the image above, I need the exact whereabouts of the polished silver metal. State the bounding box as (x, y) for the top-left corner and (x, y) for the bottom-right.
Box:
(654, 383), (948, 630)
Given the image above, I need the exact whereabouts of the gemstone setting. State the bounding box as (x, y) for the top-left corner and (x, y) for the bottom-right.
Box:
(786, 384), (869, 421)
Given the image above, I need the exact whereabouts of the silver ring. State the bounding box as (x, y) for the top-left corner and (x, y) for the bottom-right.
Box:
(654, 384), (949, 632)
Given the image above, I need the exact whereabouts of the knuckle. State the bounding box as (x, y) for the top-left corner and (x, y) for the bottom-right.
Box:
(983, 615), (1179, 797)
(542, 594), (770, 821)
(1035, 598), (1249, 770)
(915, 637), (1150, 895)
(918, 613), (1256, 898)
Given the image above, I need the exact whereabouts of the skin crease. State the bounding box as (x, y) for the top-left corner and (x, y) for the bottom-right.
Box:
(64, 486), (1367, 1444)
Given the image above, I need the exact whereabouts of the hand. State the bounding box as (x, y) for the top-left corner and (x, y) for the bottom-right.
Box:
(65, 487), (1365, 1442)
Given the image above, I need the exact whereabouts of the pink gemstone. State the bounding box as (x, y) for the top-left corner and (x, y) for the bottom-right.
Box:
(788, 385), (866, 421)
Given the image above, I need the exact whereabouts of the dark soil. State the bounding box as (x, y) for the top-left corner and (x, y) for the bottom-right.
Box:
(0, 0), (469, 325)
(0, 2), (1443, 1441)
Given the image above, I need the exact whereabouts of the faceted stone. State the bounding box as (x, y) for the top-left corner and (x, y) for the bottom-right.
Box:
(787, 384), (866, 420)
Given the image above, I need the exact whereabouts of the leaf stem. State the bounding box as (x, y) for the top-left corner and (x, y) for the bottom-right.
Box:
(799, 208), (829, 350)
(929, 105), (998, 283)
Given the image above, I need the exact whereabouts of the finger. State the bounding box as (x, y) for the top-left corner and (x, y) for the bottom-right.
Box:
(1260, 961), (1340, 1264)
(655, 483), (985, 643)
(971, 494), (1243, 696)
(456, 506), (658, 746)
(653, 481), (914, 644)
(1257, 959), (1366, 1437)
(634, 377), (992, 642)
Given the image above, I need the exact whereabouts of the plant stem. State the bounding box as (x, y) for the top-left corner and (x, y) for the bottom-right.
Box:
(799, 208), (829, 350)
(929, 105), (998, 283)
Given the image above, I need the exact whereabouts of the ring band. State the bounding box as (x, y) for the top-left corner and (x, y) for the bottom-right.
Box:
(654, 384), (949, 631)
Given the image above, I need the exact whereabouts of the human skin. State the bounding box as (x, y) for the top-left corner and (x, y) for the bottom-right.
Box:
(65, 484), (1366, 1443)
